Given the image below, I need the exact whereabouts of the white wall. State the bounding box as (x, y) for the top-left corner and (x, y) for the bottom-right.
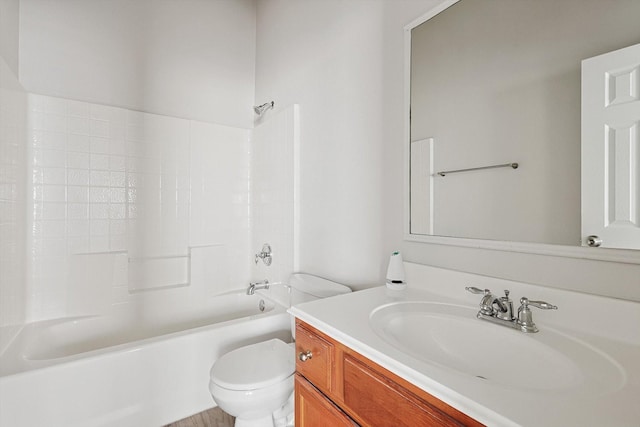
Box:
(256, 0), (640, 301)
(12, 0), (640, 311)
(19, 0), (256, 128)
(0, 0), (19, 75)
(16, 0), (259, 322)
(255, 0), (443, 289)
(0, 0), (26, 350)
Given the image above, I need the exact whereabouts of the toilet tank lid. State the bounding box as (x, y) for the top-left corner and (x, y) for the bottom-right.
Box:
(289, 273), (351, 298)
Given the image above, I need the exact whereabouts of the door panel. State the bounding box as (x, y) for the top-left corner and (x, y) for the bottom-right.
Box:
(582, 43), (640, 249)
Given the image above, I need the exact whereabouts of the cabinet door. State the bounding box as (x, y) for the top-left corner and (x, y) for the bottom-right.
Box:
(295, 323), (334, 393)
(295, 374), (356, 427)
(343, 355), (468, 427)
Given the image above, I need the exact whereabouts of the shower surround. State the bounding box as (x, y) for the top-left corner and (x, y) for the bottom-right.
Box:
(0, 94), (300, 425)
(26, 94), (252, 322)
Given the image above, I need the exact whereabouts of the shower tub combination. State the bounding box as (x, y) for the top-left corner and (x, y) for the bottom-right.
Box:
(0, 291), (291, 427)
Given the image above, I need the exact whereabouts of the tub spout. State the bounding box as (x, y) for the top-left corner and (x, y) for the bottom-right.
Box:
(247, 280), (269, 295)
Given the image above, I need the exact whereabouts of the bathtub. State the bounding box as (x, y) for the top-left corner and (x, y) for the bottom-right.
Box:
(0, 291), (291, 427)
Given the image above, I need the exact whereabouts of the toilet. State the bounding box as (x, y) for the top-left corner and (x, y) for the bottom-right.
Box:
(209, 273), (351, 427)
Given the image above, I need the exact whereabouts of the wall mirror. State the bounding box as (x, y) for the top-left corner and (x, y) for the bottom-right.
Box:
(406, 0), (640, 262)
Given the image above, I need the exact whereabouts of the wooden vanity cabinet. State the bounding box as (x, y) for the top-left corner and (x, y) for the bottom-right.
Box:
(294, 319), (484, 427)
(295, 374), (356, 426)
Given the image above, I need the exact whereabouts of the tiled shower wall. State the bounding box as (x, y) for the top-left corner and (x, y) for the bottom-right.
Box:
(26, 94), (251, 322)
(0, 56), (27, 349)
(251, 105), (299, 286)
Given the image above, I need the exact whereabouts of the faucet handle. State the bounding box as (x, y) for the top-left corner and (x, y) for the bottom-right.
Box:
(465, 286), (490, 295)
(466, 287), (496, 316)
(255, 243), (273, 266)
(520, 297), (557, 310)
(517, 297), (557, 333)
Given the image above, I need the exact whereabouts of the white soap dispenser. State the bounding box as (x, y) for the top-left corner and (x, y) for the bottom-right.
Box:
(385, 251), (407, 290)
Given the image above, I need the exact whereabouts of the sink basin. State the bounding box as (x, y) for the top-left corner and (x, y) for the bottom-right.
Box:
(370, 302), (626, 395)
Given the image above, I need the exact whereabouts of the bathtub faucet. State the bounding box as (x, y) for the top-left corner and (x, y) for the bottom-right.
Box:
(247, 280), (270, 295)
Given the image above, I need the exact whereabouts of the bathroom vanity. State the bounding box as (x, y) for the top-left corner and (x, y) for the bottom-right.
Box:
(289, 263), (640, 427)
(294, 319), (482, 426)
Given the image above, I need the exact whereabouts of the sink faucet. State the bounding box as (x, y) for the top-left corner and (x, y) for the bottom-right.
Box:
(466, 286), (557, 333)
(466, 287), (510, 317)
(247, 279), (269, 295)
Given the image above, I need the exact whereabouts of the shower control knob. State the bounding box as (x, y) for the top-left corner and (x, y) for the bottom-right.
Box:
(298, 350), (313, 362)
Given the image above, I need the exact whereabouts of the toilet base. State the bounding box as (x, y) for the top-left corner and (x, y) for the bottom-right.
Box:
(234, 414), (274, 427)
(272, 392), (294, 427)
(231, 391), (293, 427)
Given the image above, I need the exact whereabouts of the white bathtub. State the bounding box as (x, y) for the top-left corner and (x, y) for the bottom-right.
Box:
(0, 292), (291, 427)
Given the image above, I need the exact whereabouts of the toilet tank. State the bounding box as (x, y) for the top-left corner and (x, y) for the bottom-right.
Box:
(289, 273), (351, 305)
(288, 273), (351, 337)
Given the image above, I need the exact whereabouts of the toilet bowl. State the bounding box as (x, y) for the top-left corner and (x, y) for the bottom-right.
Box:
(209, 339), (295, 427)
(209, 273), (351, 427)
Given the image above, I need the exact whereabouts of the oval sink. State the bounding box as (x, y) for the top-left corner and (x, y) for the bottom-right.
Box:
(370, 302), (625, 395)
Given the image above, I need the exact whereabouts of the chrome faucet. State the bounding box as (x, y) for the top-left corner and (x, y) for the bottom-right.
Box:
(495, 290), (515, 321)
(247, 280), (269, 295)
(465, 286), (557, 333)
(471, 288), (509, 317)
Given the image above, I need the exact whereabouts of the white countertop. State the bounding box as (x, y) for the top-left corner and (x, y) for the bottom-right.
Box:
(288, 264), (640, 427)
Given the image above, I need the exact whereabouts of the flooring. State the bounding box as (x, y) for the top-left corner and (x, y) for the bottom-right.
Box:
(164, 407), (235, 427)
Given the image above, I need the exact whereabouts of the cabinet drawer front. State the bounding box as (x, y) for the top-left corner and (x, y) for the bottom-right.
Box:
(296, 324), (333, 391)
(343, 355), (465, 427)
(295, 375), (356, 427)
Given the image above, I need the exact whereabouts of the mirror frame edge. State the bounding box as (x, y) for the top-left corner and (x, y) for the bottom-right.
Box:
(402, 0), (640, 265)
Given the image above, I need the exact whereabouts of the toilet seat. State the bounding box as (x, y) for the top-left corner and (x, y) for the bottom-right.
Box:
(210, 338), (294, 391)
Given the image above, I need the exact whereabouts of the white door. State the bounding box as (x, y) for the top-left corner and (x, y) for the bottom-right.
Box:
(582, 43), (640, 249)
